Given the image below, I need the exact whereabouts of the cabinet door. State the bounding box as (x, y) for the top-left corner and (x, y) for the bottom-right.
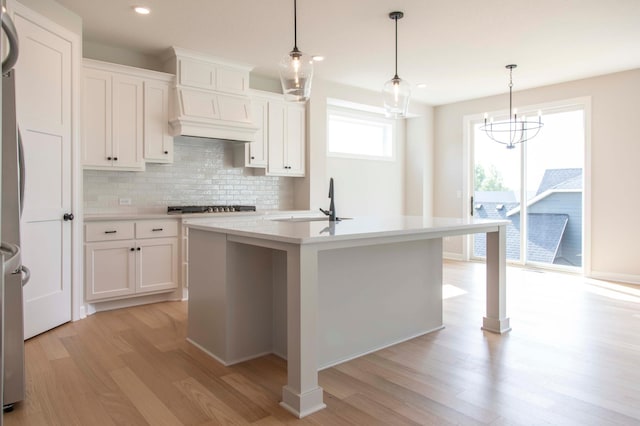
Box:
(144, 80), (173, 163)
(112, 74), (144, 170)
(85, 241), (136, 301)
(267, 100), (287, 175)
(247, 98), (268, 167)
(82, 68), (112, 167)
(136, 238), (178, 294)
(285, 103), (306, 176)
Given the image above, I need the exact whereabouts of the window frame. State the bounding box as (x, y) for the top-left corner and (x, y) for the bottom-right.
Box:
(326, 104), (397, 162)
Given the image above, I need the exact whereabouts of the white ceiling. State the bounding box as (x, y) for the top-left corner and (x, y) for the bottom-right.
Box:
(54, 0), (640, 106)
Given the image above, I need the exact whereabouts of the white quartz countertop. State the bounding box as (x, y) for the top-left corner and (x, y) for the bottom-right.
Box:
(186, 216), (509, 245)
(83, 210), (317, 222)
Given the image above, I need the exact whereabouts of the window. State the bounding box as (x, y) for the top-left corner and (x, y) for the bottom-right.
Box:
(327, 105), (395, 160)
(470, 102), (587, 271)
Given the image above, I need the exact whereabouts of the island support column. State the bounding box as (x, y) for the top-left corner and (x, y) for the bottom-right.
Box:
(280, 244), (326, 418)
(483, 224), (511, 333)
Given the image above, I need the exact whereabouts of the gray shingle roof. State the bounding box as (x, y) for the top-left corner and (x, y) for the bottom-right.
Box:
(535, 168), (582, 195)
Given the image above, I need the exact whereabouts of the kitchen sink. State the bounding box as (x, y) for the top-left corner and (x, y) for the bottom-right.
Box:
(271, 217), (352, 222)
(271, 217), (329, 222)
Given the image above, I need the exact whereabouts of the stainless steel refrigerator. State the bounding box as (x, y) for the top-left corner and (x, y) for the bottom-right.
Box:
(1, 6), (28, 414)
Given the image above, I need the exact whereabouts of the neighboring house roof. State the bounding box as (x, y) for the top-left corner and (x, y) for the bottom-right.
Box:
(525, 213), (569, 263)
(535, 168), (582, 195)
(473, 168), (582, 264)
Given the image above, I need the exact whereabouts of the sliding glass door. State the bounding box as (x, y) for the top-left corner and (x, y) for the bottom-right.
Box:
(471, 104), (585, 270)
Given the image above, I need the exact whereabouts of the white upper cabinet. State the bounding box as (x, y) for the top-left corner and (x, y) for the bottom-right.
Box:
(82, 59), (174, 170)
(234, 96), (268, 168)
(144, 80), (173, 163)
(266, 100), (306, 177)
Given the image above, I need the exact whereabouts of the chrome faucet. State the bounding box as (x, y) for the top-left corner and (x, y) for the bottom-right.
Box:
(319, 177), (339, 222)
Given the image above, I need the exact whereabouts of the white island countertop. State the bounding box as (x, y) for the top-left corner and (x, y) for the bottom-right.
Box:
(186, 215), (509, 245)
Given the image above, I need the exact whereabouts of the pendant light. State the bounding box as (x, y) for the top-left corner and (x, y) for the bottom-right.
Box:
(480, 64), (543, 149)
(383, 11), (410, 118)
(279, 0), (313, 102)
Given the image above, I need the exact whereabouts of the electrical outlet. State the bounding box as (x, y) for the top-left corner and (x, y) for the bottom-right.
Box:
(119, 198), (132, 206)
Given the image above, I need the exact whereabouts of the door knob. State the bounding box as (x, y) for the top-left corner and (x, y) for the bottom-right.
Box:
(63, 213), (74, 221)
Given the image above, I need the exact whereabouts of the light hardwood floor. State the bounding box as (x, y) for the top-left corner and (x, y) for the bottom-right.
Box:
(5, 261), (640, 425)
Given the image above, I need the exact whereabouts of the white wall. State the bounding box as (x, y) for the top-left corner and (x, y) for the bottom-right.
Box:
(434, 68), (640, 283)
(297, 78), (433, 217)
(83, 40), (162, 71)
(406, 110), (434, 216)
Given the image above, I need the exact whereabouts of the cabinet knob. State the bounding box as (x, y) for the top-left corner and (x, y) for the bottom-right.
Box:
(130, 248), (135, 251)
(63, 213), (74, 221)
(251, 156), (255, 160)
(164, 150), (169, 154)
(107, 156), (112, 160)
(137, 247), (141, 251)
(113, 157), (118, 161)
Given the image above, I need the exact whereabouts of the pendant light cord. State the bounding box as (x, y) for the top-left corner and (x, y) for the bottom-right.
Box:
(293, 0), (298, 51)
(394, 15), (398, 78)
(509, 66), (513, 119)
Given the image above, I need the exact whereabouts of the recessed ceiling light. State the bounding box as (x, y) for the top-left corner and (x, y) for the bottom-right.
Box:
(312, 55), (325, 62)
(417, 83), (427, 89)
(133, 6), (151, 15)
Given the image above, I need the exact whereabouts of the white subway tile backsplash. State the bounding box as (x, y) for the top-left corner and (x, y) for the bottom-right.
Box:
(84, 137), (294, 212)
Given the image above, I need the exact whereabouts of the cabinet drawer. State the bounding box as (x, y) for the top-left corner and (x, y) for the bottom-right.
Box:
(136, 220), (178, 239)
(85, 221), (135, 242)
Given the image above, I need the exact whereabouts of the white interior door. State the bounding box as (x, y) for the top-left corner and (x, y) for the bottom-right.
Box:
(12, 4), (73, 339)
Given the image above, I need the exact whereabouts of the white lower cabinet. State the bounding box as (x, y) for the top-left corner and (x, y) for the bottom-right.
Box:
(84, 219), (178, 302)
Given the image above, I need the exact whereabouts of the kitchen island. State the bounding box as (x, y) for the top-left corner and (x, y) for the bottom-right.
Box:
(186, 216), (510, 418)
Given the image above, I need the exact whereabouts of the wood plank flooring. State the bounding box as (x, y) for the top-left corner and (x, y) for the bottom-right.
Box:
(5, 261), (640, 425)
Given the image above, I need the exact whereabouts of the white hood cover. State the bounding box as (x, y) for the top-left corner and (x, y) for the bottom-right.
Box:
(165, 47), (259, 142)
(169, 87), (258, 142)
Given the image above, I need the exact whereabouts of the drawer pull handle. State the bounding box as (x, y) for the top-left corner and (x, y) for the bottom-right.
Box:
(104, 230), (117, 234)
(152, 228), (163, 232)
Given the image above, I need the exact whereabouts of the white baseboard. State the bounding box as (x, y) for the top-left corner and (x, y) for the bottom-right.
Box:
(86, 291), (182, 315)
(588, 270), (640, 286)
(443, 251), (464, 261)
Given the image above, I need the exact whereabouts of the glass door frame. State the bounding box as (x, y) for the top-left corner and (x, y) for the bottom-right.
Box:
(462, 97), (592, 273)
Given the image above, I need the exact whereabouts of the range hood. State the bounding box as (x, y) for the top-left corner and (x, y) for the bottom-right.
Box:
(164, 47), (259, 143)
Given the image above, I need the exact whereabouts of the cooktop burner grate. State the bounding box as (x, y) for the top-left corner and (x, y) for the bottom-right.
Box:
(167, 205), (256, 214)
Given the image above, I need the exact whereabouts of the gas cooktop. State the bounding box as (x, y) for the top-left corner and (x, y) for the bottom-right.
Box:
(167, 205), (256, 214)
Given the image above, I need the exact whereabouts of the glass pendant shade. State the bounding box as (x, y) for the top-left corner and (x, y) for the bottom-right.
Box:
(383, 11), (410, 118)
(279, 48), (313, 102)
(383, 76), (411, 118)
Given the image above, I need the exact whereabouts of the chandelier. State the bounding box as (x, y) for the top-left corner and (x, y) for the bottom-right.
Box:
(480, 64), (543, 149)
(279, 0), (313, 102)
(382, 11), (410, 118)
